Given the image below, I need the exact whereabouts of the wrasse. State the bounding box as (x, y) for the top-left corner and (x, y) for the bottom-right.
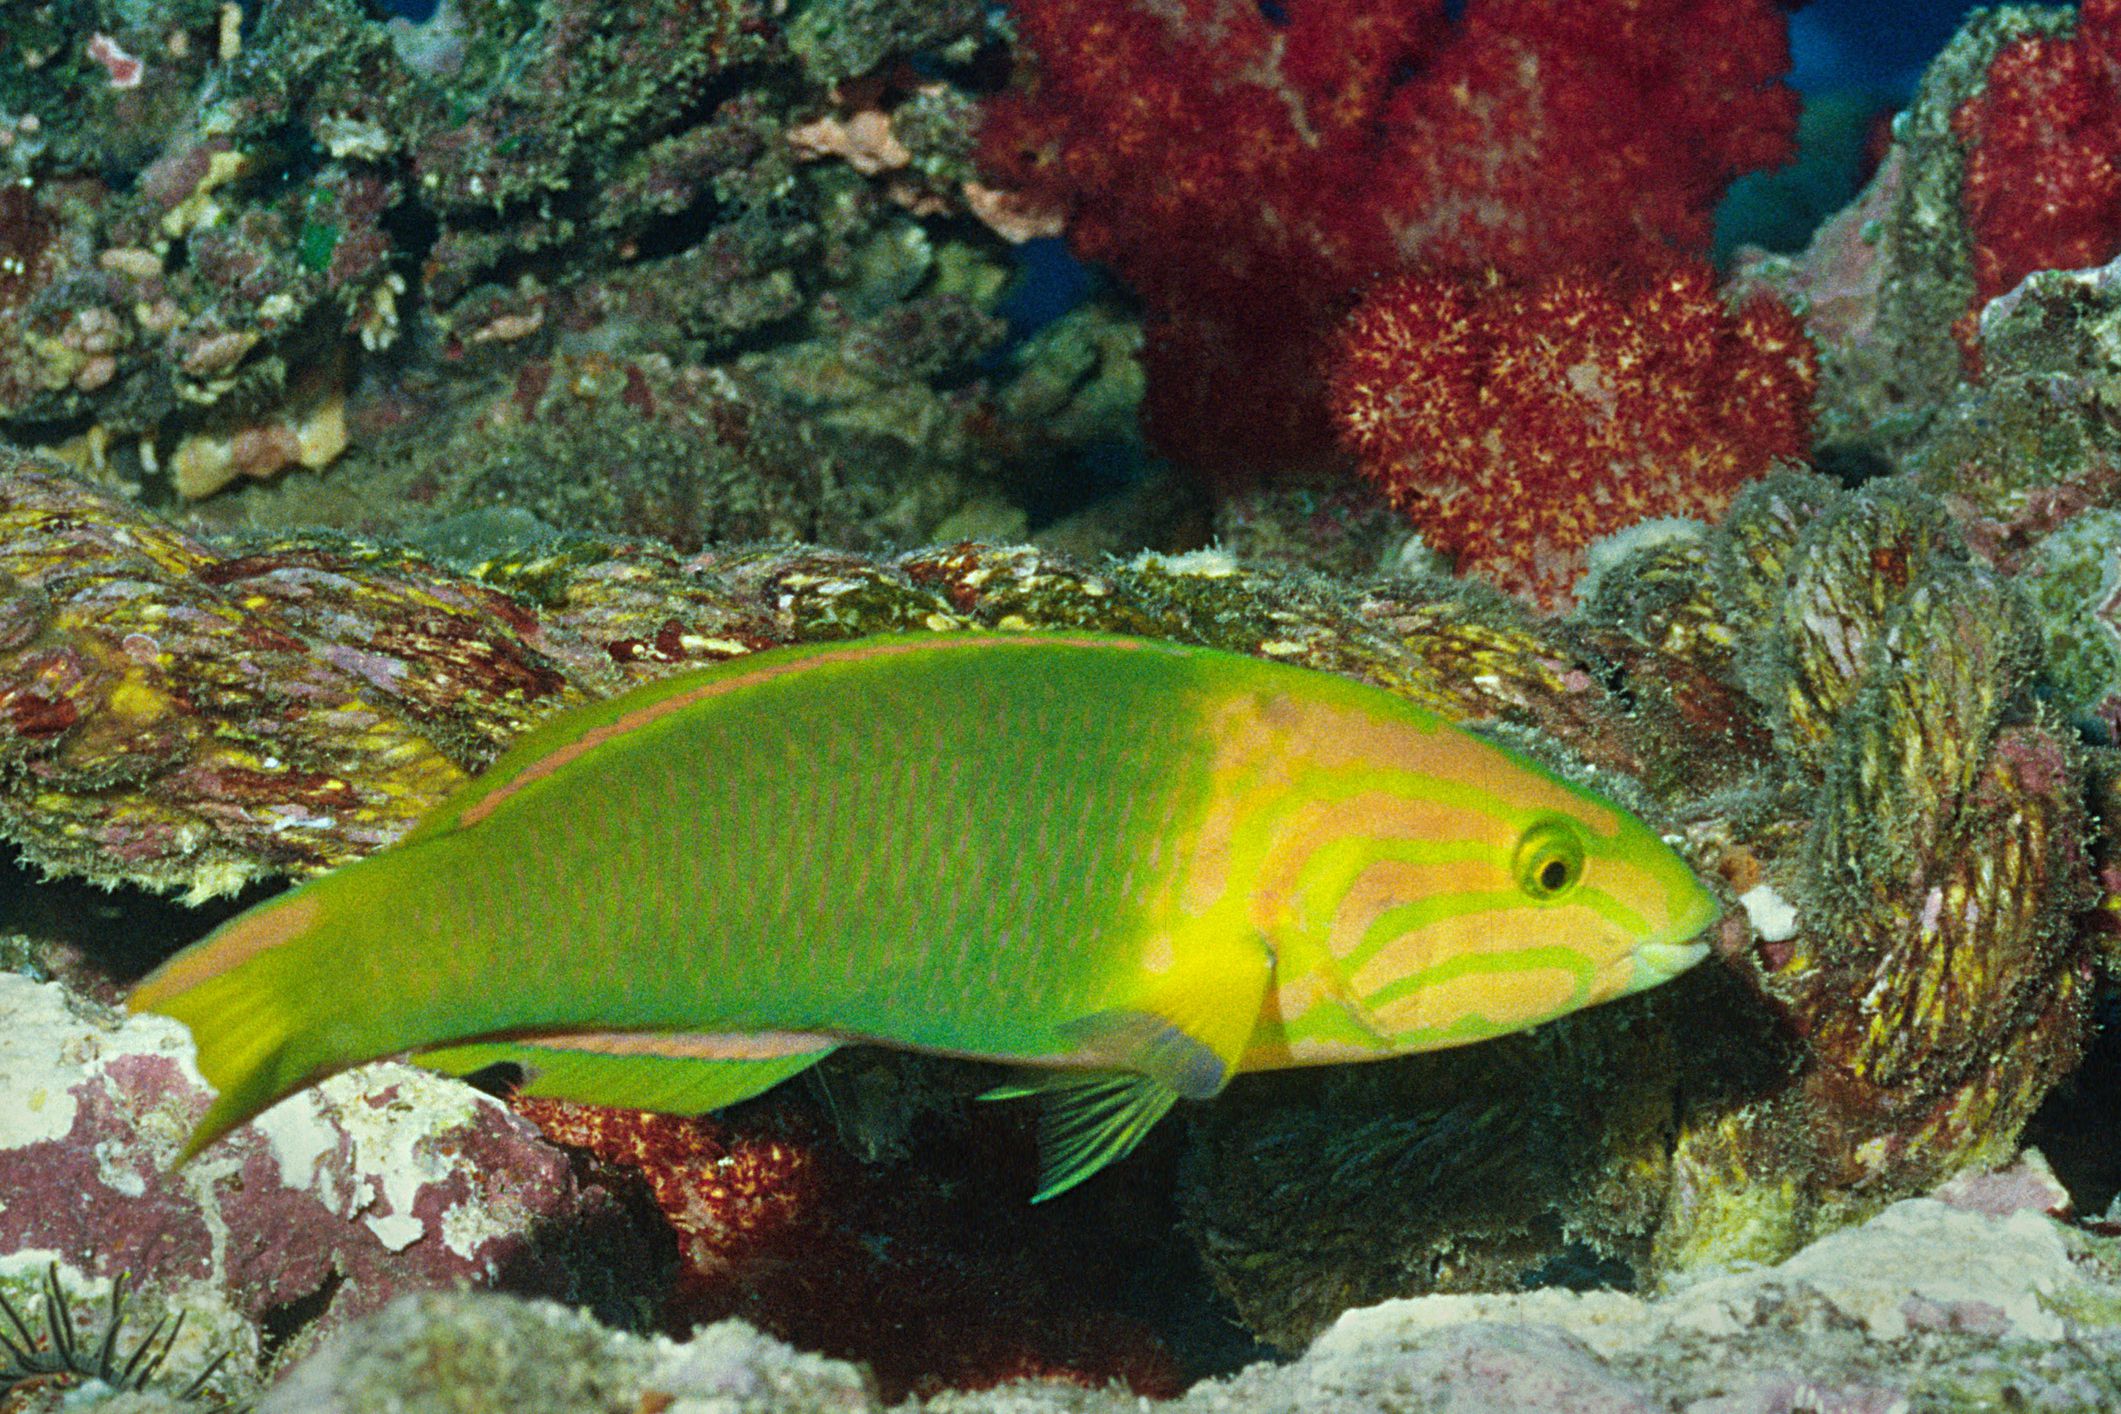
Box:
(132, 631), (1719, 1200)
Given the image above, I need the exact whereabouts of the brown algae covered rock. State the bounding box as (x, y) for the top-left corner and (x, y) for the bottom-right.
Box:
(1586, 472), (2107, 1271)
(1896, 247), (2121, 739)
(0, 450), (579, 895)
(0, 0), (1141, 552)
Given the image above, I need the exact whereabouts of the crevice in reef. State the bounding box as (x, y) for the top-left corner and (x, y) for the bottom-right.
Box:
(258, 1268), (345, 1361)
(2024, 995), (2121, 1217)
(0, 848), (279, 984)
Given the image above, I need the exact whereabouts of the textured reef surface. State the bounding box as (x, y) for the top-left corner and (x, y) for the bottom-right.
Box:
(8, 0), (2121, 1408)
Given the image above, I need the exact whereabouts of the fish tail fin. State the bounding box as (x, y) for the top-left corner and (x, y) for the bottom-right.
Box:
(172, 1031), (310, 1164)
(130, 890), (346, 1162)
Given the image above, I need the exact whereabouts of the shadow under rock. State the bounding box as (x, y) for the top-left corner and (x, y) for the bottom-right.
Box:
(2, 847), (283, 987)
(2025, 993), (2121, 1218)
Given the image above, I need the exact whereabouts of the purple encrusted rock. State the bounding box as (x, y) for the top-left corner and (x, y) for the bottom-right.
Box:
(0, 970), (667, 1368)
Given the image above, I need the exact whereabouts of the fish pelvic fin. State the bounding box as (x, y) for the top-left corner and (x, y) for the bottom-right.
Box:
(412, 1034), (838, 1115)
(1057, 930), (1276, 1099)
(982, 1071), (1181, 1203)
(976, 931), (1273, 1202)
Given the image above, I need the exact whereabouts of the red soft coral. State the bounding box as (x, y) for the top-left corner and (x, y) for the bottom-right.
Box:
(1329, 260), (1816, 609)
(1953, 0), (2121, 359)
(981, 0), (1426, 312)
(1372, 0), (1801, 276)
(980, 0), (1798, 480)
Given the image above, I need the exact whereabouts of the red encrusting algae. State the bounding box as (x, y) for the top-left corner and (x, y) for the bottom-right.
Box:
(513, 1095), (1186, 1401)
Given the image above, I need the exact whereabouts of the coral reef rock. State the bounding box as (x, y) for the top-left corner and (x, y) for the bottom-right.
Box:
(226, 1159), (2121, 1413)
(0, 964), (667, 1381)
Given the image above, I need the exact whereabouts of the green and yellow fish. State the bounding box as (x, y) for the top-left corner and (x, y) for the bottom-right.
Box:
(132, 631), (1719, 1200)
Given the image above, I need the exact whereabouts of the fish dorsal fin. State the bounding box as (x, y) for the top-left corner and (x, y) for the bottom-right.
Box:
(413, 1032), (837, 1115)
(981, 1071), (1181, 1202)
(1057, 930), (1276, 1099)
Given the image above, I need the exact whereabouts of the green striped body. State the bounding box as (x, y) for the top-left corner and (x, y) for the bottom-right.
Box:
(133, 632), (1719, 1199)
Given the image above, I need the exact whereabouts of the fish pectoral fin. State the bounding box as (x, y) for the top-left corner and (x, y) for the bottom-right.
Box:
(1057, 931), (1276, 1100)
(413, 1035), (837, 1116)
(980, 1070), (1180, 1203)
(982, 933), (1275, 1200)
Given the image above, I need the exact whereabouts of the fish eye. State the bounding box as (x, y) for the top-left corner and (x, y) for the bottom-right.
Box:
(1512, 818), (1586, 901)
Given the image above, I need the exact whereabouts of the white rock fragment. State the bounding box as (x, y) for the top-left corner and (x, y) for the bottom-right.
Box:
(1738, 882), (1799, 942)
(1128, 546), (1240, 577)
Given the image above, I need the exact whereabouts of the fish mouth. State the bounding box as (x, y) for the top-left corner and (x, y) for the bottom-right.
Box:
(1631, 938), (1712, 985)
(1616, 856), (1721, 993)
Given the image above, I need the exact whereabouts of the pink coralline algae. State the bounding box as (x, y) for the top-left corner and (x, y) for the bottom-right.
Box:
(0, 971), (664, 1382)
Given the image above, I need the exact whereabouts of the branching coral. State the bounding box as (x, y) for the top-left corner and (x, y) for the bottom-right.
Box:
(1329, 260), (1816, 608)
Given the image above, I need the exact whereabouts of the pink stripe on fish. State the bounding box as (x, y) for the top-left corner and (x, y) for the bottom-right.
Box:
(512, 1028), (832, 1060)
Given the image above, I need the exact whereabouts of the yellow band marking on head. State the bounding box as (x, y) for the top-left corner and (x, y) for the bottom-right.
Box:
(1369, 961), (1588, 1038)
(1349, 896), (1617, 1002)
(1322, 852), (1499, 969)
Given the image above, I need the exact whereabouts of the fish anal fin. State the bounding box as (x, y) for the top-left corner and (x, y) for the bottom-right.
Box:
(413, 1031), (837, 1115)
(1059, 932), (1275, 1099)
(981, 1070), (1180, 1202)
